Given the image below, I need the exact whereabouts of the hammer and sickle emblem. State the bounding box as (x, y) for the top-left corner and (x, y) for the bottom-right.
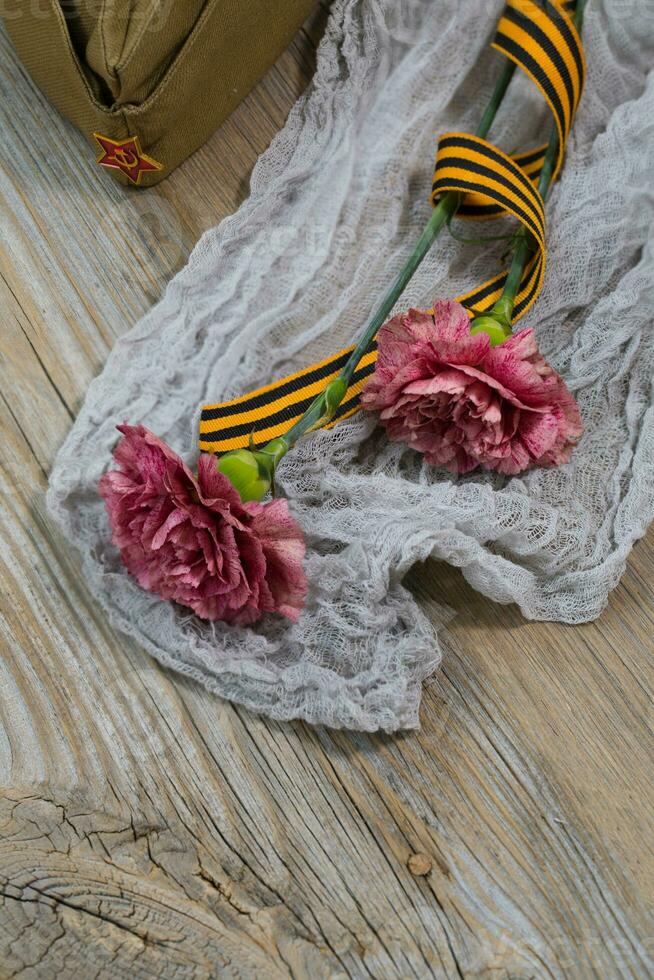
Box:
(113, 147), (138, 168)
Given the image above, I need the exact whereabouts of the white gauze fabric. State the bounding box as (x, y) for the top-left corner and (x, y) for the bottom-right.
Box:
(48, 0), (654, 731)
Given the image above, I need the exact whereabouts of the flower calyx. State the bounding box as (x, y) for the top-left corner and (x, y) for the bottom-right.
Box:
(217, 437), (289, 502)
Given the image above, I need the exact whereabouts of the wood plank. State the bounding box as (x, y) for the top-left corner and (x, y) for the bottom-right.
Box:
(1, 9), (652, 979)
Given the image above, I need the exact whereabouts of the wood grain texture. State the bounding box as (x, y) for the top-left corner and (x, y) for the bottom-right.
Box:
(1, 9), (653, 979)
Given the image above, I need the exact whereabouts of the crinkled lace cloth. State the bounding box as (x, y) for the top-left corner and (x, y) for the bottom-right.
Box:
(48, 0), (654, 731)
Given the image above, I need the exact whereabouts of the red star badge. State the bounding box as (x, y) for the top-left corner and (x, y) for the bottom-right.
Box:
(93, 133), (163, 185)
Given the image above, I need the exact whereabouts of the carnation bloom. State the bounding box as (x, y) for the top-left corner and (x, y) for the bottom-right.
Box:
(361, 300), (582, 475)
(99, 425), (307, 624)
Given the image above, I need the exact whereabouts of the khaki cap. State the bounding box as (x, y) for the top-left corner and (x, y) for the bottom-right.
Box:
(3, 0), (315, 186)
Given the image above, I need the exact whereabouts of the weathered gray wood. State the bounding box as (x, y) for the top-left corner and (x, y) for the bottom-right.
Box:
(1, 11), (653, 979)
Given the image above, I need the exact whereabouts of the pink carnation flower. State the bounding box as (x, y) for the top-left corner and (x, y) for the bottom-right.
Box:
(99, 425), (307, 624)
(361, 300), (582, 475)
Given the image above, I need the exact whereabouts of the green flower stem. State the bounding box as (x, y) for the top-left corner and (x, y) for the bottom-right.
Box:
(487, 0), (588, 328)
(281, 190), (460, 444)
(266, 58), (518, 455)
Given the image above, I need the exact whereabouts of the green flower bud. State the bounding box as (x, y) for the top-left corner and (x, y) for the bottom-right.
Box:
(217, 450), (271, 503)
(469, 315), (511, 347)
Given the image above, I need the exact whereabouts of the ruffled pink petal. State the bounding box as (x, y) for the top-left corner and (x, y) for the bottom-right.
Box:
(426, 300), (490, 364)
(518, 407), (563, 459)
(248, 498), (308, 622)
(403, 367), (470, 397)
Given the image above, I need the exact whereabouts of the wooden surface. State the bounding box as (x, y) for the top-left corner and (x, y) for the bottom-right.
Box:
(1, 8), (653, 978)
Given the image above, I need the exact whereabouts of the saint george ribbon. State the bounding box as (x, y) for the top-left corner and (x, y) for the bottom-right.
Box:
(199, 0), (585, 455)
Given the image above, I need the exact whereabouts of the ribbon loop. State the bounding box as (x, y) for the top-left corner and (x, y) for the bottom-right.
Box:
(431, 132), (546, 250)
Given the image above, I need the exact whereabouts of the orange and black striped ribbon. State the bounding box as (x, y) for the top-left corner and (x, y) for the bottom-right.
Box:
(456, 142), (548, 218)
(493, 0), (585, 183)
(199, 0), (585, 455)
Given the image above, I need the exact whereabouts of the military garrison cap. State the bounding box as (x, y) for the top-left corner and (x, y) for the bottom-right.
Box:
(3, 0), (316, 186)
